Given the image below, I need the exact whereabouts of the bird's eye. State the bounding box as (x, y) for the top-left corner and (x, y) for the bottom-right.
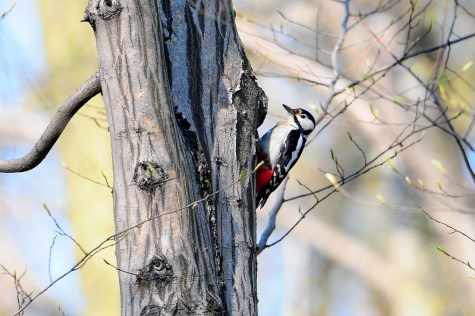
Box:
(300, 114), (307, 119)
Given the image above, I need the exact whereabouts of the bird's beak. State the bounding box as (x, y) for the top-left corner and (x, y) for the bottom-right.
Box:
(282, 104), (295, 116)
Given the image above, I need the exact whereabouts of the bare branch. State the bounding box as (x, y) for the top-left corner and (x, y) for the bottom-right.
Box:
(0, 72), (101, 173)
(318, 0), (350, 120)
(257, 176), (288, 255)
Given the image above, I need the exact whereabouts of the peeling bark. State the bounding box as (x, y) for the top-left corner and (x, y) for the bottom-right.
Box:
(85, 0), (266, 315)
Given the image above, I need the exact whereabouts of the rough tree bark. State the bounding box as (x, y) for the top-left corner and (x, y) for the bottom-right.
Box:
(85, 0), (266, 315)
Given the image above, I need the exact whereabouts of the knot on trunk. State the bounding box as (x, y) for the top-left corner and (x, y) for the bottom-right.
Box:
(138, 255), (174, 288)
(140, 304), (162, 316)
(97, 0), (122, 20)
(84, 0), (122, 24)
(133, 161), (170, 191)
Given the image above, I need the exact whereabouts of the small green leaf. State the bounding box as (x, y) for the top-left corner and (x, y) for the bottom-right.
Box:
(325, 173), (340, 190)
(376, 194), (385, 205)
(436, 178), (443, 190)
(385, 158), (396, 172)
(393, 95), (405, 105)
(439, 83), (449, 101)
(462, 61), (474, 72)
(253, 161), (265, 173)
(309, 103), (321, 114)
(419, 131), (426, 140)
(436, 246), (449, 256)
(417, 178), (424, 189)
(372, 108), (380, 119)
(431, 159), (446, 175)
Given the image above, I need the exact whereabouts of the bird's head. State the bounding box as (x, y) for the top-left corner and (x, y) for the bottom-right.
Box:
(283, 104), (316, 135)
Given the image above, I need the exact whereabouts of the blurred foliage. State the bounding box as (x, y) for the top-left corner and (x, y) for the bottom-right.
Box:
(38, 0), (118, 315)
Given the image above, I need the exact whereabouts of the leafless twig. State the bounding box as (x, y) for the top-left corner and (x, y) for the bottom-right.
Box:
(0, 1), (16, 20)
(419, 206), (475, 244)
(10, 164), (263, 315)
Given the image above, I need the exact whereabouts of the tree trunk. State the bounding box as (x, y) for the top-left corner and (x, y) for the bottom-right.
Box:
(85, 0), (266, 315)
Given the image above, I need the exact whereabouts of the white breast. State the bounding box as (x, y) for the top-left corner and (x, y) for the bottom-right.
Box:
(259, 121), (298, 168)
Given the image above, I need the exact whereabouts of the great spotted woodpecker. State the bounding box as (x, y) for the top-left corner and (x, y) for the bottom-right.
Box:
(256, 104), (316, 208)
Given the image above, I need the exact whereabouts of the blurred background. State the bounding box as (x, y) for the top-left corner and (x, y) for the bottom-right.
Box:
(1, 0), (475, 315)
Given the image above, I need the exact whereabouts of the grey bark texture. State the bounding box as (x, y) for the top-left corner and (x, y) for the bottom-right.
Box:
(85, 0), (267, 315)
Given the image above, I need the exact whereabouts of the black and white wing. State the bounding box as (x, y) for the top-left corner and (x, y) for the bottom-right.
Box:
(273, 129), (306, 182)
(257, 129), (306, 208)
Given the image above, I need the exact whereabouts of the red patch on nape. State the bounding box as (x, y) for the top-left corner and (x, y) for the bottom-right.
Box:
(256, 165), (274, 194)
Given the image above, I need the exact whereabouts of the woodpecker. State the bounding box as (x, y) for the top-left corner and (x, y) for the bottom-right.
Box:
(256, 104), (316, 208)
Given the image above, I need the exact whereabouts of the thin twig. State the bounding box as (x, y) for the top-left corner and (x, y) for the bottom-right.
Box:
(419, 206), (475, 244)
(103, 259), (139, 277)
(62, 163), (111, 189)
(43, 204), (87, 254)
(11, 163), (262, 316)
(0, 0), (16, 20)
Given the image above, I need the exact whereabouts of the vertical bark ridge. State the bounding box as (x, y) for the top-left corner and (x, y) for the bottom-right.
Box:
(158, 0), (266, 314)
(87, 0), (221, 315)
(87, 0), (267, 314)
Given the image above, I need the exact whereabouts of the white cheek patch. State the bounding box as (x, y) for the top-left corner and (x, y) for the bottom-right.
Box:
(301, 120), (315, 132)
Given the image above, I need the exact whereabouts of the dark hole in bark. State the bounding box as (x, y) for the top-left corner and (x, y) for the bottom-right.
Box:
(140, 304), (161, 316)
(137, 255), (174, 288)
(97, 0), (122, 20)
(133, 161), (170, 191)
